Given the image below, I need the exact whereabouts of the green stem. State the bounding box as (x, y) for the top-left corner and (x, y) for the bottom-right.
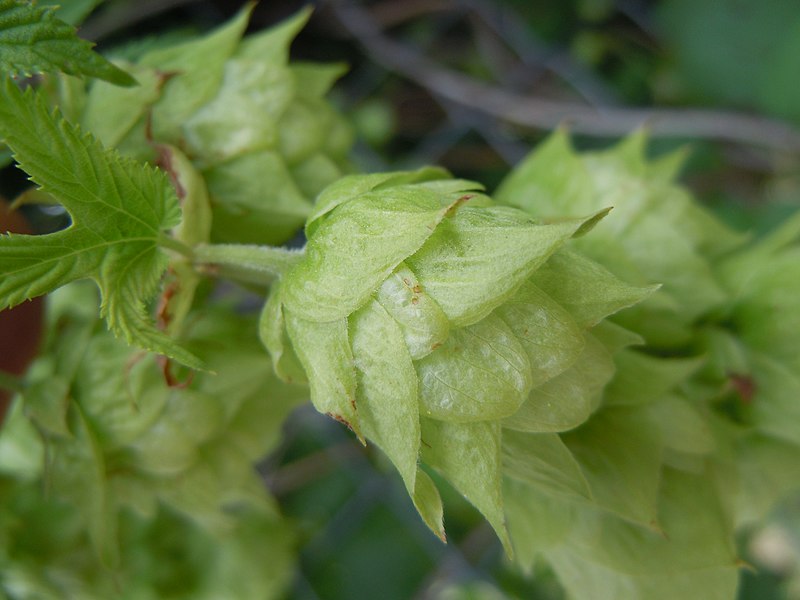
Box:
(193, 243), (305, 285)
(158, 234), (194, 260)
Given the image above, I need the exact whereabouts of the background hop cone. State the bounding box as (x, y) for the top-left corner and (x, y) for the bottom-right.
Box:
(261, 168), (655, 546)
(493, 131), (800, 599)
(0, 282), (301, 597)
(48, 6), (353, 246)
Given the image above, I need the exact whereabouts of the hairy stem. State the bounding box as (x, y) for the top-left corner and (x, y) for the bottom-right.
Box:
(193, 243), (305, 286)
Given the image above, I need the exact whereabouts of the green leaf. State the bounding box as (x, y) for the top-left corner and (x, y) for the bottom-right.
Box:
(72, 334), (170, 448)
(375, 262), (450, 360)
(546, 467), (738, 600)
(258, 283), (307, 384)
(503, 476), (575, 570)
(530, 249), (658, 327)
(282, 186), (454, 322)
(0, 81), (200, 368)
(50, 404), (119, 567)
(494, 128), (594, 217)
(80, 63), (163, 149)
(306, 167), (451, 232)
(420, 418), (511, 554)
(182, 48), (294, 164)
(416, 314), (532, 422)
(284, 310), (361, 440)
(645, 395), (715, 455)
(502, 430), (592, 501)
(204, 150), (313, 245)
(562, 407), (664, 528)
(350, 299), (420, 492)
(735, 434), (800, 524)
(411, 468), (446, 542)
(604, 350), (704, 406)
(503, 332), (614, 433)
(39, 0), (103, 25)
(0, 0), (135, 85)
(495, 280), (585, 388)
(407, 207), (609, 327)
(139, 3), (251, 142)
(750, 353), (800, 445)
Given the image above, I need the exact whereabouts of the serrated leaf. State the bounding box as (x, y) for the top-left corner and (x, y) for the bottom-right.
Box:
(495, 280), (585, 388)
(407, 207), (609, 328)
(421, 418), (511, 554)
(504, 332), (614, 433)
(416, 313), (532, 422)
(350, 299), (420, 492)
(530, 249), (658, 328)
(282, 186), (455, 322)
(40, 0), (102, 25)
(0, 81), (200, 368)
(284, 310), (361, 440)
(376, 262), (450, 360)
(502, 430), (592, 501)
(562, 407), (664, 527)
(0, 0), (135, 85)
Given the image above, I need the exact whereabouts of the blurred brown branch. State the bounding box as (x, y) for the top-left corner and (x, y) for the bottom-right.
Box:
(331, 0), (800, 155)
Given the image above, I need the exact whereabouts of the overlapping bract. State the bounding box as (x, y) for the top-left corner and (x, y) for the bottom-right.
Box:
(52, 5), (353, 246)
(495, 131), (800, 599)
(261, 168), (655, 548)
(0, 283), (302, 597)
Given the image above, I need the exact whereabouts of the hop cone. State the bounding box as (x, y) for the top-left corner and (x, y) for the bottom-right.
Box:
(54, 6), (353, 245)
(495, 131), (800, 599)
(261, 167), (654, 546)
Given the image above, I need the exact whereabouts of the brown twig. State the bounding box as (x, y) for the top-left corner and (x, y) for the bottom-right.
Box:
(331, 0), (800, 154)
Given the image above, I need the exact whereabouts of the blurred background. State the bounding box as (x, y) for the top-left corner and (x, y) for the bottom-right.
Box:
(4, 0), (800, 598)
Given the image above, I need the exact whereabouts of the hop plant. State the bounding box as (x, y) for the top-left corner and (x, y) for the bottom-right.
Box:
(261, 167), (655, 546)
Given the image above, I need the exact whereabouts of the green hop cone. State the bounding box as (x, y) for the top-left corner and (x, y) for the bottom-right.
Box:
(51, 5), (353, 246)
(495, 130), (800, 598)
(260, 168), (655, 547)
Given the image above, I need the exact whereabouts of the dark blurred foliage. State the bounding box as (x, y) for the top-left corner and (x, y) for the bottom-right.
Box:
(4, 1), (800, 598)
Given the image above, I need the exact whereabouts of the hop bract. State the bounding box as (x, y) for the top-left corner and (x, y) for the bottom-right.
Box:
(261, 168), (654, 545)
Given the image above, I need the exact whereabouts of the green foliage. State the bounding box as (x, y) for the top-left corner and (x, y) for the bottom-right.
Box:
(0, 0), (134, 85)
(1, 4), (799, 599)
(0, 80), (199, 367)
